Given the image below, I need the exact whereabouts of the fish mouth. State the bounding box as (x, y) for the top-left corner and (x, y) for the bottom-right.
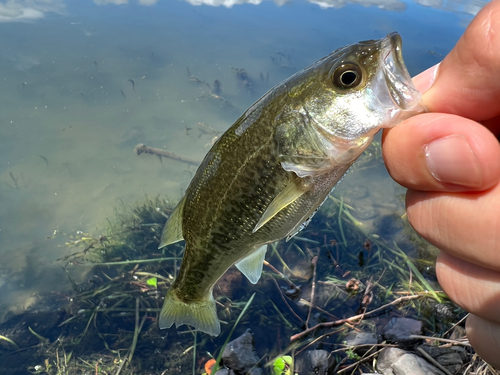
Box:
(376, 32), (426, 117)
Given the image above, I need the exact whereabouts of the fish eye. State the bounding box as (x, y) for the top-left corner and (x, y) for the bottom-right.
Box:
(332, 63), (362, 90)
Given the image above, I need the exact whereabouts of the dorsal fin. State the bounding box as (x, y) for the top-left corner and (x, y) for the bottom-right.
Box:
(159, 196), (186, 249)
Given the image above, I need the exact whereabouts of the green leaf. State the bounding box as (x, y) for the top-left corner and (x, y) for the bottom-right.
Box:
(273, 357), (285, 375)
(273, 355), (293, 375)
(146, 277), (157, 288)
(282, 356), (293, 365)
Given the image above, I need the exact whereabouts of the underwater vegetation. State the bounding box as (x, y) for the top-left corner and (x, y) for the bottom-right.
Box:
(0, 141), (489, 374)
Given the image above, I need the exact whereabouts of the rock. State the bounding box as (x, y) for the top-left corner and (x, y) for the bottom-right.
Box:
(284, 257), (313, 280)
(417, 344), (467, 361)
(382, 317), (422, 343)
(295, 350), (335, 375)
(307, 282), (354, 309)
(214, 267), (243, 300)
(417, 344), (465, 373)
(440, 352), (462, 365)
(373, 214), (405, 237)
(343, 331), (378, 354)
(449, 325), (466, 341)
(221, 329), (262, 375)
(377, 348), (445, 375)
(214, 369), (235, 375)
(433, 304), (456, 321)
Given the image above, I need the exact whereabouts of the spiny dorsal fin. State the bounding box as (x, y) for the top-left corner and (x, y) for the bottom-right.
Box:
(252, 180), (309, 233)
(159, 196), (186, 249)
(235, 245), (267, 284)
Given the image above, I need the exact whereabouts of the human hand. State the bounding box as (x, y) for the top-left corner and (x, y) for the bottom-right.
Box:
(382, 0), (500, 367)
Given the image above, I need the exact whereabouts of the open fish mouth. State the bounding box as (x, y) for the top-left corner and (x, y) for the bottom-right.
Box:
(376, 32), (426, 116)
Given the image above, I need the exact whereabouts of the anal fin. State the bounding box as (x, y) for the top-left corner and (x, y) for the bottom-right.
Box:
(159, 196), (186, 249)
(235, 245), (267, 284)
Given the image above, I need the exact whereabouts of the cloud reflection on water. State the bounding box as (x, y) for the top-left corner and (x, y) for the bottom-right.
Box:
(184, 0), (487, 14)
(310, 0), (406, 10)
(93, 0), (159, 4)
(0, 0), (65, 22)
(0, 0), (489, 23)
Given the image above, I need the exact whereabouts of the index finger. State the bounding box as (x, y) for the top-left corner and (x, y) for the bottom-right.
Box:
(414, 0), (500, 122)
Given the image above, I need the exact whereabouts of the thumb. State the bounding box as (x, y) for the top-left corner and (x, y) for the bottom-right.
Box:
(413, 0), (500, 123)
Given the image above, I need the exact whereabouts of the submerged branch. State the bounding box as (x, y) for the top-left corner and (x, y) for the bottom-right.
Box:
(92, 257), (182, 266)
(290, 294), (422, 342)
(415, 347), (454, 375)
(134, 143), (200, 166)
(410, 335), (471, 347)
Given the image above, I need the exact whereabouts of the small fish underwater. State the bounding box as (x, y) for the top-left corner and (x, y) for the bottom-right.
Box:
(158, 32), (425, 336)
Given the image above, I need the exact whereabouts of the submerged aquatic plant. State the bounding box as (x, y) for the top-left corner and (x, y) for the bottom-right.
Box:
(9, 179), (462, 374)
(273, 355), (295, 375)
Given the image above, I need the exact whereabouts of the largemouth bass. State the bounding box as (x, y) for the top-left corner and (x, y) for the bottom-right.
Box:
(159, 32), (424, 336)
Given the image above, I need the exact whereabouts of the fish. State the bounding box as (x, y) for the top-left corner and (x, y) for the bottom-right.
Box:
(127, 78), (135, 91)
(158, 32), (425, 336)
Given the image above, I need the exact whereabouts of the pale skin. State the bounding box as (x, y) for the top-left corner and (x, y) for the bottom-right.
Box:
(382, 0), (500, 367)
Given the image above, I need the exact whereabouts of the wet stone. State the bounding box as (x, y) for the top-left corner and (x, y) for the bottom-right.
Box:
(449, 325), (466, 341)
(221, 329), (262, 375)
(214, 369), (235, 375)
(344, 185), (369, 200)
(214, 267), (243, 300)
(343, 331), (378, 354)
(377, 348), (445, 375)
(417, 345), (465, 373)
(373, 214), (405, 237)
(433, 303), (456, 321)
(436, 353), (463, 373)
(417, 344), (467, 362)
(382, 317), (422, 343)
(295, 350), (335, 375)
(352, 206), (379, 220)
(308, 282), (353, 309)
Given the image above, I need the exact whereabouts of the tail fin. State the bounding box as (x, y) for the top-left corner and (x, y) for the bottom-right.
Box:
(159, 289), (220, 336)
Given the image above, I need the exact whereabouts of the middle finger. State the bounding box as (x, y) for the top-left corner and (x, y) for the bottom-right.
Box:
(406, 183), (500, 271)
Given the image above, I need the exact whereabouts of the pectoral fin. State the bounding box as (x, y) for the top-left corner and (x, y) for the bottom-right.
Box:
(159, 196), (186, 249)
(253, 181), (309, 233)
(235, 245), (267, 284)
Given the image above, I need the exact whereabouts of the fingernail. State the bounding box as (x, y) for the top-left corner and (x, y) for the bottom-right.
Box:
(425, 135), (482, 188)
(413, 63), (440, 94)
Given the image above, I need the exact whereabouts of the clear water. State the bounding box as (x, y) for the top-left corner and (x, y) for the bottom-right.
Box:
(0, 0), (488, 371)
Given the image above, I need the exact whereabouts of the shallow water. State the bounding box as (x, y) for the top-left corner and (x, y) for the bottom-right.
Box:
(0, 0), (489, 371)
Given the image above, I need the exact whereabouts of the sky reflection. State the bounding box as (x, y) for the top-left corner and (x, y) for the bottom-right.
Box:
(0, 0), (489, 23)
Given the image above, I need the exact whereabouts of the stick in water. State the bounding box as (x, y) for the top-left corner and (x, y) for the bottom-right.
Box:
(134, 143), (200, 166)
